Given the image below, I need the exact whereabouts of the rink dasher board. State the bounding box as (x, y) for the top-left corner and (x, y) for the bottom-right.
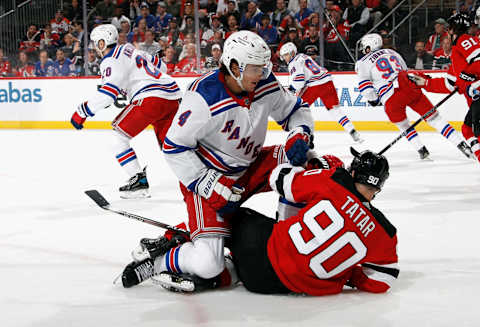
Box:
(0, 71), (466, 131)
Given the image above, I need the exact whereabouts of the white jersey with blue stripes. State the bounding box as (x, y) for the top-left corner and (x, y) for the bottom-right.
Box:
(77, 43), (181, 118)
(355, 48), (407, 105)
(163, 70), (314, 190)
(287, 54), (332, 93)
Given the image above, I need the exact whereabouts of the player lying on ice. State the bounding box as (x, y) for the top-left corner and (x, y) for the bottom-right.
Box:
(120, 148), (399, 296)
(119, 30), (316, 292)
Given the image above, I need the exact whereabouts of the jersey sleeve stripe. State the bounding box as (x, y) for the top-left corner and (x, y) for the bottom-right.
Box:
(275, 167), (292, 198)
(361, 263), (399, 288)
(98, 88), (117, 100)
(105, 83), (121, 93)
(279, 196), (306, 208)
(131, 82), (181, 100)
(162, 137), (196, 154)
(79, 102), (94, 117)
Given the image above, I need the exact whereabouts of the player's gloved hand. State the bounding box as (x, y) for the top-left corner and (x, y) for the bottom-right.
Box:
(306, 154), (345, 170)
(70, 111), (86, 130)
(407, 72), (429, 87)
(285, 125), (312, 166)
(467, 80), (480, 100)
(195, 169), (245, 214)
(368, 98), (381, 107)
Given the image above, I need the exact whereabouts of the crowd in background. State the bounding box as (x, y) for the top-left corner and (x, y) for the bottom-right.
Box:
(0, 0), (479, 78)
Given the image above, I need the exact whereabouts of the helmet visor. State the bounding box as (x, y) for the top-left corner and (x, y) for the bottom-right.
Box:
(243, 62), (272, 80)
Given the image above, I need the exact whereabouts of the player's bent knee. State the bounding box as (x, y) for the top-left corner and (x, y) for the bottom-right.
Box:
(189, 238), (225, 279)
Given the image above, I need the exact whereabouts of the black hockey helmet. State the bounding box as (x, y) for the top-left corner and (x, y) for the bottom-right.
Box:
(348, 147), (390, 190)
(447, 13), (471, 35)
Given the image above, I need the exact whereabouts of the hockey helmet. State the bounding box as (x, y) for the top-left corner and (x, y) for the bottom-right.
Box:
(348, 147), (389, 190)
(447, 13), (471, 35)
(90, 24), (118, 56)
(359, 33), (383, 55)
(279, 42), (297, 62)
(221, 30), (272, 87)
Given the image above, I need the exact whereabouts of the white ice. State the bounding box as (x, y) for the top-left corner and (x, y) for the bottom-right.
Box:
(1, 129), (479, 327)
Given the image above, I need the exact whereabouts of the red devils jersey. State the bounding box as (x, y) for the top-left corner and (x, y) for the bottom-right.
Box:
(450, 34), (480, 94)
(424, 65), (473, 106)
(268, 166), (399, 296)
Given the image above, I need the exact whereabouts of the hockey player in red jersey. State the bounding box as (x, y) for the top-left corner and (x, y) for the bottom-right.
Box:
(70, 24), (182, 198)
(228, 148), (398, 295)
(409, 13), (480, 163)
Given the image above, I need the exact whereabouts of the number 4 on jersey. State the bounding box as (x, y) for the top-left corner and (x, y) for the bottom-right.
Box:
(178, 110), (192, 126)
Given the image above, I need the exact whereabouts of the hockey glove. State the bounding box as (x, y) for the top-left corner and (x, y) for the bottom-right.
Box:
(70, 111), (86, 130)
(368, 98), (381, 107)
(285, 125), (312, 166)
(195, 169), (245, 214)
(407, 72), (429, 87)
(467, 80), (480, 100)
(306, 154), (345, 170)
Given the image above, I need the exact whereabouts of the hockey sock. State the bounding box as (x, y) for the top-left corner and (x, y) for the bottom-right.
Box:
(113, 132), (141, 177)
(426, 114), (463, 145)
(395, 119), (424, 151)
(328, 106), (355, 134)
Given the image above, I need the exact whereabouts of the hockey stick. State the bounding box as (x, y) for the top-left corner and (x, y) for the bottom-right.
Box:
(84, 190), (190, 236)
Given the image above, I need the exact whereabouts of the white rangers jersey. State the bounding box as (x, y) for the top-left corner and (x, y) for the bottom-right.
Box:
(355, 48), (407, 104)
(287, 54), (332, 93)
(163, 70), (314, 190)
(77, 43), (181, 118)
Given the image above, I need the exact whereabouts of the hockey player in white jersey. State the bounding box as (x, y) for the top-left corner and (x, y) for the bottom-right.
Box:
(279, 42), (362, 143)
(355, 33), (472, 159)
(120, 31), (315, 291)
(70, 24), (182, 198)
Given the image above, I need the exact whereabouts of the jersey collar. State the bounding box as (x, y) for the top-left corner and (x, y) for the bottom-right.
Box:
(101, 45), (117, 63)
(218, 71), (254, 109)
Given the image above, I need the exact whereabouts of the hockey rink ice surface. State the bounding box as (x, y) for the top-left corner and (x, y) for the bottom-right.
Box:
(1, 129), (479, 327)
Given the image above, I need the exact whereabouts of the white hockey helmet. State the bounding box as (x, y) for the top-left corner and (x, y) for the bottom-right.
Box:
(359, 33), (383, 54)
(221, 30), (272, 87)
(279, 42), (297, 61)
(90, 24), (118, 56)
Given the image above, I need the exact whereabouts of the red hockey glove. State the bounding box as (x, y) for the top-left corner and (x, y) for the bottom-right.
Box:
(195, 169), (245, 214)
(407, 72), (431, 87)
(70, 112), (86, 130)
(306, 154), (344, 170)
(285, 125), (312, 166)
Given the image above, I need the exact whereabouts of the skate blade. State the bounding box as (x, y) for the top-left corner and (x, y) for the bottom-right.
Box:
(151, 273), (195, 292)
(120, 189), (151, 199)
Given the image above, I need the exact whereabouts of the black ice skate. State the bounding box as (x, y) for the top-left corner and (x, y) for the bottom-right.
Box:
(457, 141), (474, 159)
(418, 146), (430, 160)
(121, 258), (155, 288)
(350, 129), (364, 143)
(119, 167), (150, 199)
(132, 234), (187, 262)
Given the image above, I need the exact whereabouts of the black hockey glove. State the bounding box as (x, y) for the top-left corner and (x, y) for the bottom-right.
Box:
(368, 98), (381, 107)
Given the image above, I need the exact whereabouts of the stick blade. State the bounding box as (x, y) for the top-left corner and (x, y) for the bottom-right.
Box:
(85, 190), (110, 208)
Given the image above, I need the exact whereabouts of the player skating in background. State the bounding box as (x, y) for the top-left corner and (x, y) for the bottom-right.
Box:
(229, 148), (398, 296)
(356, 33), (472, 160)
(70, 24), (182, 198)
(409, 14), (480, 163)
(279, 42), (363, 143)
(120, 31), (315, 291)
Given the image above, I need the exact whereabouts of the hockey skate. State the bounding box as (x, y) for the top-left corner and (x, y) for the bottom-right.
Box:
(418, 146), (430, 160)
(457, 141), (474, 159)
(121, 258), (155, 288)
(350, 129), (364, 143)
(131, 233), (187, 262)
(119, 167), (150, 199)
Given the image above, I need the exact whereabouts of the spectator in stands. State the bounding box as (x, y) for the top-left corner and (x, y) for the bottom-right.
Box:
(459, 0), (475, 14)
(295, 0), (313, 24)
(272, 0), (291, 27)
(50, 9), (71, 36)
(112, 6), (131, 30)
(128, 18), (148, 43)
(180, 15), (197, 37)
(175, 43), (204, 73)
(365, 0), (382, 27)
(95, 0), (116, 21)
(120, 17), (132, 35)
(432, 36), (452, 70)
(138, 30), (162, 55)
(154, 2), (172, 33)
(405, 41), (433, 70)
(178, 33), (195, 60)
(34, 50), (55, 77)
(205, 43), (222, 70)
(166, 17), (182, 48)
(343, 0), (369, 48)
(39, 23), (60, 58)
(240, 1), (263, 30)
(0, 48), (12, 77)
(219, 0), (240, 27)
(279, 26), (302, 51)
(71, 21), (85, 49)
(258, 14), (279, 45)
(324, 5), (350, 69)
(14, 51), (35, 77)
(165, 0), (180, 18)
(19, 24), (41, 56)
(145, 0), (159, 14)
(378, 0), (404, 32)
(225, 14), (239, 39)
(53, 48), (76, 76)
(425, 18), (448, 54)
(118, 32), (128, 44)
(259, 0), (276, 13)
(278, 13), (298, 38)
(204, 0), (218, 14)
(299, 12), (320, 39)
(162, 45), (176, 74)
(61, 33), (81, 61)
(179, 2), (195, 30)
(83, 48), (101, 76)
(129, 0), (142, 20)
(301, 24), (320, 55)
(135, 2), (156, 28)
(64, 0), (82, 22)
(202, 14), (224, 48)
(212, 30), (225, 47)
